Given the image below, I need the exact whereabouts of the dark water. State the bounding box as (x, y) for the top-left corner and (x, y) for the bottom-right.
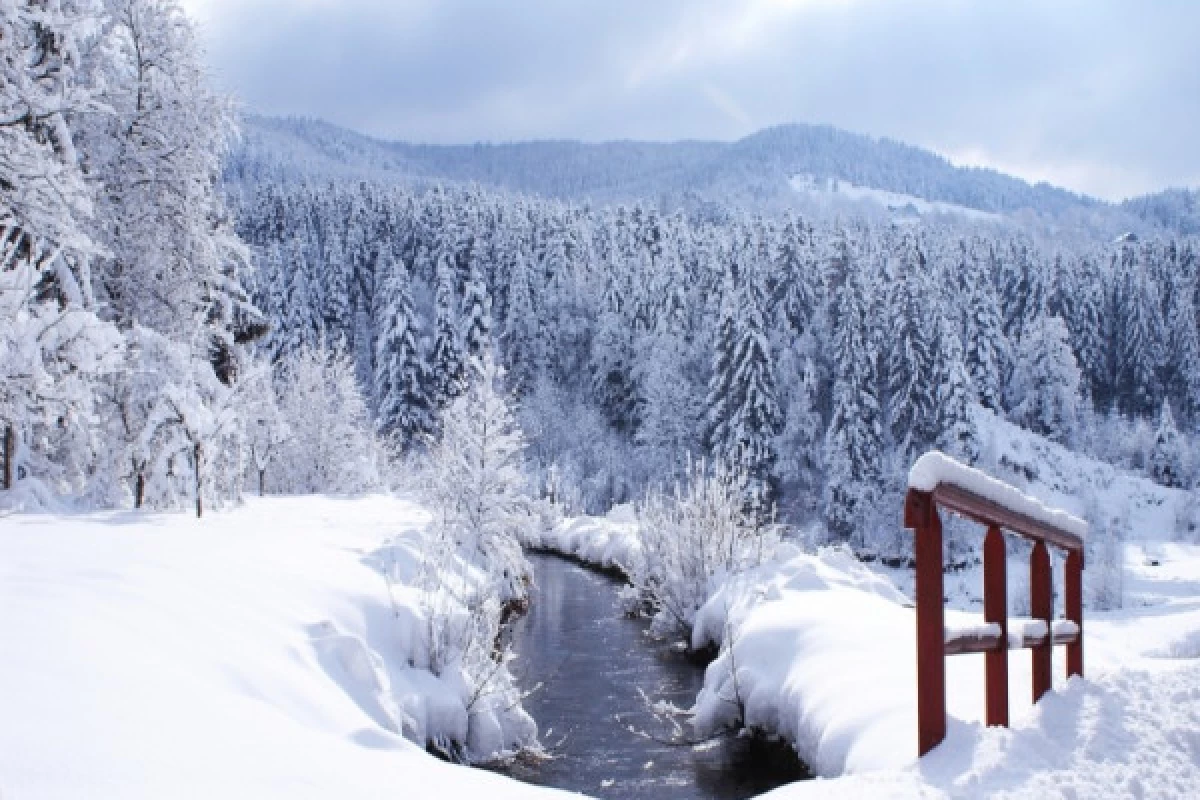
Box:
(505, 553), (810, 799)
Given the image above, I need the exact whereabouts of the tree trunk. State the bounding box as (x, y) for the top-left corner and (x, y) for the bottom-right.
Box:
(134, 470), (145, 509)
(258, 468), (266, 497)
(2, 423), (12, 490)
(194, 442), (203, 518)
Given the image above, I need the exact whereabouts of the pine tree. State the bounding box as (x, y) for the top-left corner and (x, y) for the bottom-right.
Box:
(934, 315), (980, 462)
(886, 254), (937, 457)
(724, 274), (783, 505)
(279, 240), (320, 359)
(1161, 278), (1200, 422)
(590, 276), (637, 433)
(823, 266), (883, 543)
(461, 260), (493, 383)
(373, 260), (434, 449)
(1149, 399), (1185, 488)
(704, 268), (740, 453)
(423, 353), (530, 600)
(1064, 259), (1106, 410)
(964, 274), (1007, 412)
(1008, 316), (1081, 443)
(501, 250), (541, 396)
(1115, 263), (1162, 416)
(428, 256), (467, 411)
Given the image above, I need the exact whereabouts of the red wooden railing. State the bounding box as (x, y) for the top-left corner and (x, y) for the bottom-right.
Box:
(904, 471), (1085, 757)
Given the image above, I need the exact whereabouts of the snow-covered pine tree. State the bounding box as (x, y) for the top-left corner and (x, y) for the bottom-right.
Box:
(461, 260), (493, 383)
(963, 271), (1007, 412)
(1161, 277), (1200, 423)
(886, 243), (938, 457)
(1063, 258), (1106, 410)
(428, 256), (467, 411)
(1008, 315), (1082, 443)
(933, 314), (980, 462)
(724, 269), (783, 507)
(774, 347), (822, 509)
(1115, 257), (1163, 416)
(1149, 399), (1185, 488)
(501, 249), (541, 396)
(589, 274), (637, 434)
(373, 258), (434, 450)
(704, 267), (740, 454)
(823, 265), (883, 544)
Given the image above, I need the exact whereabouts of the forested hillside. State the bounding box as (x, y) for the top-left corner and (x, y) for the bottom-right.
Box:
(230, 176), (1200, 557)
(230, 116), (1139, 229)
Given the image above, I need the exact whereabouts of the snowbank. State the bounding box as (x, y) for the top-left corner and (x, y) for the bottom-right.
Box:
(688, 514), (1200, 796)
(908, 450), (1088, 540)
(520, 504), (641, 575)
(0, 496), (563, 800)
(690, 545), (919, 776)
(764, 664), (1200, 799)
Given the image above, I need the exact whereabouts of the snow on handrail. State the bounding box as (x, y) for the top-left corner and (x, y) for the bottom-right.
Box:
(908, 451), (1087, 544)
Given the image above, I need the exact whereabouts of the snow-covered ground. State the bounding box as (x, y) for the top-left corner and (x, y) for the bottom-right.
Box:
(689, 540), (1200, 798)
(4, 429), (1199, 799)
(0, 495), (562, 800)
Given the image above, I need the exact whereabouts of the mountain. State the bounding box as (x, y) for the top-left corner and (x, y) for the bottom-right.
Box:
(227, 114), (1187, 233)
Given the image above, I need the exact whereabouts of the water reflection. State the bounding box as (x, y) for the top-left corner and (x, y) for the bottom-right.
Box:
(505, 553), (810, 799)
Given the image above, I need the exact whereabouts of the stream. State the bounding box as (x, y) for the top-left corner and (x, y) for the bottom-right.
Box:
(505, 552), (810, 798)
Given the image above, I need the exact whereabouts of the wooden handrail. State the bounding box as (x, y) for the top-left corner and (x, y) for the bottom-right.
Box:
(904, 459), (1086, 757)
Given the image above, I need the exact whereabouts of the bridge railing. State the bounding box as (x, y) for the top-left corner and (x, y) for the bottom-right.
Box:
(903, 452), (1086, 757)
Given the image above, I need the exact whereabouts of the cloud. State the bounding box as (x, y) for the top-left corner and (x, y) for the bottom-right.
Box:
(183, 0), (1200, 200)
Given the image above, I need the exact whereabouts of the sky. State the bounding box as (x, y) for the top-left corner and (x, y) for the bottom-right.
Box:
(180, 0), (1200, 202)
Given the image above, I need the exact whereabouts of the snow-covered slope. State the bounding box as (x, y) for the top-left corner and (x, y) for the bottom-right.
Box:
(0, 496), (562, 800)
(789, 174), (1004, 223)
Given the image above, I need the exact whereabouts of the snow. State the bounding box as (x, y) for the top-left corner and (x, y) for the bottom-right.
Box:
(908, 450), (1089, 541)
(0, 495), (563, 800)
(944, 620), (1002, 644)
(520, 504), (642, 575)
(685, 430), (1200, 797)
(688, 538), (1200, 796)
(788, 173), (1004, 223)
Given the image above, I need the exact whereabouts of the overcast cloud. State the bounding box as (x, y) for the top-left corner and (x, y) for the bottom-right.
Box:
(181, 0), (1200, 201)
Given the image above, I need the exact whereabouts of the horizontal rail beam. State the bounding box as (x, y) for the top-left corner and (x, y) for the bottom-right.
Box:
(931, 483), (1084, 555)
(945, 627), (1080, 656)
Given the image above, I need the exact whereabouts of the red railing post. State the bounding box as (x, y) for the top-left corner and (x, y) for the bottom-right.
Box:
(1030, 541), (1053, 703)
(983, 524), (1008, 727)
(906, 489), (945, 756)
(906, 458), (1085, 759)
(1065, 549), (1084, 679)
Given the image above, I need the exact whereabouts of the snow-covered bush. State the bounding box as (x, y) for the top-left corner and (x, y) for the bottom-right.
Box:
(627, 458), (779, 640)
(421, 354), (532, 602)
(1149, 400), (1185, 488)
(1084, 501), (1126, 611)
(135, 328), (250, 516)
(414, 354), (536, 759)
(272, 343), (381, 495)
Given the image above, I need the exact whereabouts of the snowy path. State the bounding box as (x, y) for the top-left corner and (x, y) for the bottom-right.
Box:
(0, 496), (565, 800)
